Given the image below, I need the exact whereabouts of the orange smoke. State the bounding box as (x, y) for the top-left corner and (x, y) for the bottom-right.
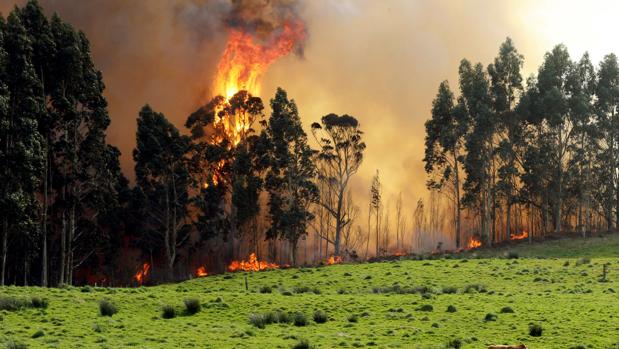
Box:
(510, 231), (529, 240)
(133, 263), (150, 285)
(214, 19), (306, 99)
(195, 266), (208, 277)
(228, 253), (280, 272)
(467, 236), (482, 249)
(326, 255), (343, 265)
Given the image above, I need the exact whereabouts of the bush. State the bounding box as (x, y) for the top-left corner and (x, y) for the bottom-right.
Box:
(31, 330), (45, 339)
(576, 257), (591, 266)
(417, 304), (433, 312)
(500, 306), (514, 313)
(484, 313), (498, 321)
(249, 314), (266, 329)
(161, 305), (176, 319)
(30, 297), (48, 309)
(5, 339), (27, 349)
(529, 323), (543, 336)
(313, 310), (328, 324)
(259, 286), (272, 294)
(506, 251), (519, 259)
(446, 338), (462, 348)
(446, 305), (457, 313)
(81, 285), (92, 293)
(183, 298), (201, 315)
(276, 310), (292, 324)
(292, 339), (312, 349)
(99, 299), (118, 317)
(293, 286), (311, 294)
(0, 297), (28, 311)
(464, 284), (487, 293)
(442, 286), (458, 294)
(347, 314), (359, 323)
(293, 312), (308, 326)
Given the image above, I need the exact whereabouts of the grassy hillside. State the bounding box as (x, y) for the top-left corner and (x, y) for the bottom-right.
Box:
(2, 234), (619, 349)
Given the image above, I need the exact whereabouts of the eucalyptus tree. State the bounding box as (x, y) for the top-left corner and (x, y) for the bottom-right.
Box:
(311, 113), (365, 257)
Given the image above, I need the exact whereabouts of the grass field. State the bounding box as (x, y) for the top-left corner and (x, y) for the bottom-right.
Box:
(2, 234), (619, 349)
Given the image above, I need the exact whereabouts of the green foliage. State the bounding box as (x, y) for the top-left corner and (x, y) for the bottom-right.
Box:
(293, 312), (308, 326)
(183, 298), (201, 315)
(99, 299), (118, 317)
(161, 305), (176, 319)
(313, 310), (328, 324)
(529, 323), (543, 337)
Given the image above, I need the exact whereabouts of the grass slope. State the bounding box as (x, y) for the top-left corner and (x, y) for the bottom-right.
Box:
(2, 234), (619, 349)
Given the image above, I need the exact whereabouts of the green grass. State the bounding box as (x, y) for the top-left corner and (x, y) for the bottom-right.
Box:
(2, 234), (619, 348)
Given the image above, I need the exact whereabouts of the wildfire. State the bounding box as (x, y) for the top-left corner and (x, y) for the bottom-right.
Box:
(195, 266), (208, 277)
(510, 231), (529, 240)
(393, 250), (407, 257)
(228, 253), (280, 272)
(467, 237), (482, 249)
(214, 20), (306, 99)
(326, 255), (343, 265)
(134, 263), (151, 285)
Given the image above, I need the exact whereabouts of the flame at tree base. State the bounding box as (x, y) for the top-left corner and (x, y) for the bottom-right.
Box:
(467, 237), (482, 249)
(326, 255), (343, 265)
(510, 231), (529, 240)
(228, 253), (280, 272)
(134, 263), (151, 285)
(195, 266), (208, 277)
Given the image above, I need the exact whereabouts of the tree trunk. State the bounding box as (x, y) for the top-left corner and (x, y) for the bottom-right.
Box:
(1, 218), (7, 286)
(453, 151), (461, 248)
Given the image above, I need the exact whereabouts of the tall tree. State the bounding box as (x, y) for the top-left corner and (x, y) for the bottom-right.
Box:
(0, 12), (44, 285)
(370, 170), (381, 256)
(263, 88), (318, 266)
(134, 105), (190, 280)
(312, 114), (365, 257)
(488, 37), (524, 240)
(424, 80), (468, 248)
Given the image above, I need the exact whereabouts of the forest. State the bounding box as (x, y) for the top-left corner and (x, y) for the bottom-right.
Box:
(2, 0), (619, 289)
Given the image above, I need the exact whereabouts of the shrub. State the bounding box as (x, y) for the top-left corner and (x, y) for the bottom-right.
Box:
(276, 310), (292, 324)
(506, 251), (519, 259)
(293, 286), (311, 294)
(81, 285), (92, 293)
(347, 314), (359, 323)
(31, 330), (45, 339)
(184, 298), (201, 315)
(292, 339), (312, 349)
(0, 297), (28, 311)
(529, 323), (543, 336)
(500, 306), (514, 313)
(446, 305), (457, 313)
(313, 310), (328, 324)
(249, 314), (266, 329)
(99, 299), (118, 317)
(161, 305), (176, 319)
(30, 297), (48, 309)
(442, 286), (458, 294)
(5, 339), (27, 349)
(484, 313), (498, 321)
(464, 284), (487, 293)
(293, 312), (308, 326)
(576, 257), (591, 266)
(417, 304), (433, 312)
(446, 338), (462, 349)
(259, 286), (272, 294)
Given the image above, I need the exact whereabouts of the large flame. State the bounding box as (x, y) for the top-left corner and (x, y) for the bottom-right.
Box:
(510, 231), (529, 240)
(467, 237), (482, 249)
(133, 263), (151, 285)
(214, 20), (306, 99)
(228, 253), (280, 272)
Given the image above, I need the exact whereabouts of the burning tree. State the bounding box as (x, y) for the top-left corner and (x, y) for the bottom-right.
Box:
(312, 114), (366, 257)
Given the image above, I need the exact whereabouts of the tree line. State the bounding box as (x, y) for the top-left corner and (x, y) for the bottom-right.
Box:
(425, 37), (619, 248)
(0, 1), (366, 286)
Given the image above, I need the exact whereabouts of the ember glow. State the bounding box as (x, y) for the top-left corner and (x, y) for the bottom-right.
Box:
(214, 19), (307, 99)
(326, 255), (343, 265)
(195, 266), (208, 277)
(134, 263), (151, 285)
(467, 237), (482, 249)
(228, 253), (280, 272)
(510, 231), (529, 240)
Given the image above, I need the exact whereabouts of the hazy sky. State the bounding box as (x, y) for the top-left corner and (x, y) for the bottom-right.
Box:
(2, 0), (619, 215)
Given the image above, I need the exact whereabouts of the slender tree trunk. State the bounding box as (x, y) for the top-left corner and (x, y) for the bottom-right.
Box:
(1, 218), (7, 286)
(453, 152), (461, 248)
(41, 142), (48, 287)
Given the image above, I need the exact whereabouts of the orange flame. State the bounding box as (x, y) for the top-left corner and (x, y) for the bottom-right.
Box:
(228, 253), (279, 272)
(467, 237), (482, 249)
(510, 231), (529, 240)
(393, 250), (407, 257)
(195, 266), (208, 277)
(133, 263), (150, 285)
(326, 255), (343, 265)
(214, 20), (306, 99)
